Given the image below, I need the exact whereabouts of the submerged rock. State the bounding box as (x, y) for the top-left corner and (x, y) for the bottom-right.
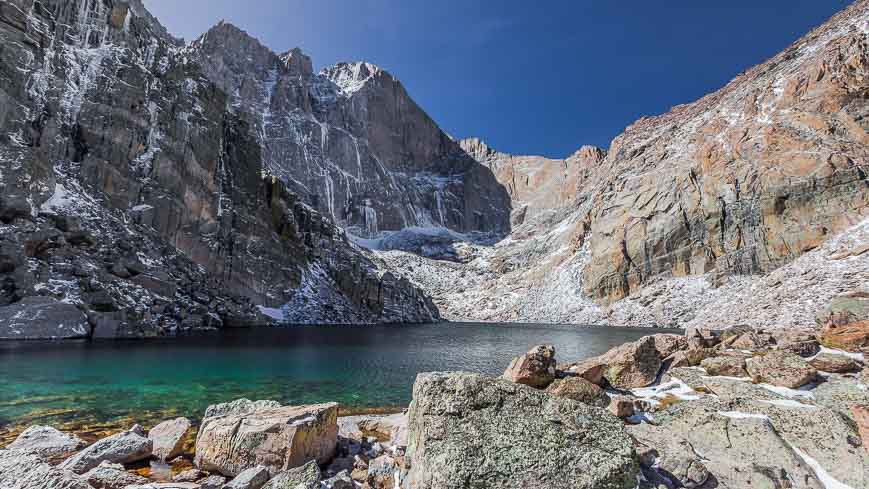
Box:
(60, 425), (153, 474)
(195, 400), (338, 477)
(6, 425), (86, 459)
(405, 372), (638, 489)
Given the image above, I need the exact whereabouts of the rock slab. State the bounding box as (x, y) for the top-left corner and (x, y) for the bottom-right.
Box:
(60, 425), (153, 474)
(6, 425), (86, 459)
(195, 401), (338, 477)
(405, 372), (638, 489)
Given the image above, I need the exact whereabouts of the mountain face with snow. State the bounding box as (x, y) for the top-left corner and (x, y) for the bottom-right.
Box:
(187, 22), (511, 239)
(0, 0), (439, 338)
(380, 1), (869, 328)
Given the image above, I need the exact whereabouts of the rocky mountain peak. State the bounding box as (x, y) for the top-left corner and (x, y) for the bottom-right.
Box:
(321, 61), (390, 96)
(458, 137), (498, 161)
(280, 47), (314, 78)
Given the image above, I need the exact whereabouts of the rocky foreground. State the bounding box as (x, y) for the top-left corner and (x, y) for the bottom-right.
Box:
(2, 306), (869, 488)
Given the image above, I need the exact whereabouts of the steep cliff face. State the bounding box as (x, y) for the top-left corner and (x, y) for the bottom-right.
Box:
(188, 23), (511, 239)
(381, 1), (868, 328)
(582, 1), (869, 303)
(0, 0), (438, 337)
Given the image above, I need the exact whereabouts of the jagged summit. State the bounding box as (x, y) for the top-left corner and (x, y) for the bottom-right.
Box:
(320, 61), (392, 96)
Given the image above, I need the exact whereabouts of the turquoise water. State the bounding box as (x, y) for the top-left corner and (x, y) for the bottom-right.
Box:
(0, 323), (664, 434)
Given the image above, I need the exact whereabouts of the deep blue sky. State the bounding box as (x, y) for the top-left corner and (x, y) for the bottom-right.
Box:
(143, 0), (849, 158)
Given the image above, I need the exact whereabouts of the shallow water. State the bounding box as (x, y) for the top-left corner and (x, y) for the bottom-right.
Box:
(0, 322), (670, 435)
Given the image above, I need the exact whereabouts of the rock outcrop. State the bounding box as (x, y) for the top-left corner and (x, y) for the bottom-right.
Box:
(0, 0), (440, 334)
(194, 400), (338, 477)
(404, 372), (638, 489)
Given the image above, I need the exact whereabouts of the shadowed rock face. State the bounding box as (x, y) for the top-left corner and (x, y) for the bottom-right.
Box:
(0, 0), (439, 334)
(188, 23), (511, 239)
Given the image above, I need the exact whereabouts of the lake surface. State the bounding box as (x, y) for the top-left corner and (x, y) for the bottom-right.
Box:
(0, 322), (669, 438)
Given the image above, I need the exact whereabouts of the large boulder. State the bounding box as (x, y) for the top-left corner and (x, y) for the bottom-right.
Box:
(0, 296), (90, 340)
(599, 336), (663, 389)
(6, 425), (86, 459)
(745, 351), (818, 388)
(148, 417), (191, 461)
(60, 425), (153, 474)
(195, 400), (338, 477)
(544, 376), (609, 407)
(651, 333), (687, 358)
(405, 372), (638, 489)
(502, 344), (556, 388)
(0, 449), (93, 489)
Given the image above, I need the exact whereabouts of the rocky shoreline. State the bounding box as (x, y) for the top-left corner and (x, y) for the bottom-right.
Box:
(2, 312), (868, 489)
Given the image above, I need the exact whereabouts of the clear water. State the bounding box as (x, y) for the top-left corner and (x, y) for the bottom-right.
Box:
(0, 323), (666, 436)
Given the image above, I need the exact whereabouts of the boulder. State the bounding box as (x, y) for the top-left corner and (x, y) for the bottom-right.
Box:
(149, 417), (191, 461)
(700, 356), (748, 377)
(262, 460), (321, 489)
(0, 449), (93, 489)
(0, 296), (91, 340)
(544, 376), (609, 407)
(564, 357), (606, 385)
(59, 425), (153, 474)
(224, 465), (270, 489)
(6, 425), (86, 459)
(651, 333), (687, 358)
(608, 396), (635, 418)
(599, 336), (662, 389)
(195, 401), (338, 477)
(502, 344), (556, 388)
(809, 352), (863, 373)
(684, 327), (719, 349)
(83, 460), (150, 489)
(405, 372), (638, 489)
(745, 350), (818, 389)
(820, 321), (869, 353)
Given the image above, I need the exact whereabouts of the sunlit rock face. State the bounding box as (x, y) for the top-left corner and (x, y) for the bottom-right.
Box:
(188, 23), (511, 239)
(0, 0), (439, 333)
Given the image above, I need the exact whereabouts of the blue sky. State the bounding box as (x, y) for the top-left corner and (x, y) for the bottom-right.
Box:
(143, 0), (849, 158)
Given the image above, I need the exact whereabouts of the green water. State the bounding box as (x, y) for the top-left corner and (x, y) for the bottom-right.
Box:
(0, 322), (666, 432)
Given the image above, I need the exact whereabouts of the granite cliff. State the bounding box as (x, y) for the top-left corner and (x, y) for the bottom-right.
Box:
(0, 0), (440, 338)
